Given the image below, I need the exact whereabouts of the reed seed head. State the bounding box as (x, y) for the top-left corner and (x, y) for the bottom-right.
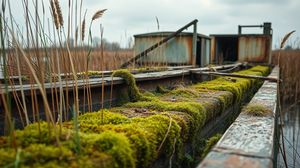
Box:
(92, 9), (107, 21)
(81, 19), (86, 41)
(75, 26), (78, 43)
(50, 0), (59, 30)
(54, 0), (64, 27)
(280, 30), (296, 49)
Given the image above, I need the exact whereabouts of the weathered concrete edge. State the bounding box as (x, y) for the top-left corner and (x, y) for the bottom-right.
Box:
(198, 66), (279, 168)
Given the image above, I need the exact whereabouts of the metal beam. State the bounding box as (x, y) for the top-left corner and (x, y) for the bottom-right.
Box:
(195, 71), (281, 83)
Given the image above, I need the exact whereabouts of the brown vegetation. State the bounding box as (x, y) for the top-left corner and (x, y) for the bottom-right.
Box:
(272, 49), (300, 104)
(6, 48), (133, 77)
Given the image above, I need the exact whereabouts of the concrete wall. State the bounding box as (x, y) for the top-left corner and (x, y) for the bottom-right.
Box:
(198, 66), (279, 168)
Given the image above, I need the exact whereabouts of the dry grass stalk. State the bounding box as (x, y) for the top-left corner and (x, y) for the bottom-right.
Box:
(276, 30), (296, 168)
(156, 16), (160, 31)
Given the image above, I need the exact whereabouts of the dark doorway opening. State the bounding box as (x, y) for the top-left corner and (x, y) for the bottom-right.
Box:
(215, 37), (238, 64)
(196, 38), (202, 66)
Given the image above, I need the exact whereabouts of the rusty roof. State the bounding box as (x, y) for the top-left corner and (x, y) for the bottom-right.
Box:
(134, 31), (210, 39)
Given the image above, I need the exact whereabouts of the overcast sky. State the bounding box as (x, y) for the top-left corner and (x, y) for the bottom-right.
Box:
(7, 0), (300, 48)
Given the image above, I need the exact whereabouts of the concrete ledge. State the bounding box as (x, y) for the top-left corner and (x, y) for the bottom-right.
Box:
(198, 66), (278, 168)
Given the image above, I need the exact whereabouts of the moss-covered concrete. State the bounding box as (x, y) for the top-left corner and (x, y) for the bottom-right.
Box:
(0, 66), (271, 168)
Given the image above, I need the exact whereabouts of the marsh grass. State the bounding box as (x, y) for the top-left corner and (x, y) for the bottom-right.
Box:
(0, 0), (112, 138)
(272, 49), (300, 104)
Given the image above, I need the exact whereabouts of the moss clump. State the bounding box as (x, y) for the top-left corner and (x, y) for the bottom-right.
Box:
(247, 65), (271, 76)
(162, 112), (193, 142)
(91, 131), (135, 168)
(20, 144), (74, 167)
(113, 69), (142, 102)
(79, 124), (152, 168)
(1, 122), (134, 168)
(201, 134), (222, 159)
(0, 144), (78, 168)
(125, 100), (206, 131)
(0, 148), (15, 167)
(156, 85), (170, 94)
(77, 114), (182, 167)
(193, 77), (244, 102)
(78, 71), (102, 76)
(193, 66), (270, 103)
(243, 103), (272, 116)
(168, 87), (199, 98)
(112, 70), (157, 104)
(14, 122), (71, 147)
(78, 109), (131, 125)
(132, 114), (182, 158)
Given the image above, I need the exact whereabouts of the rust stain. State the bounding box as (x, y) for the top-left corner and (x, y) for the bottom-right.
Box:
(238, 35), (271, 63)
(135, 34), (194, 65)
(210, 37), (216, 63)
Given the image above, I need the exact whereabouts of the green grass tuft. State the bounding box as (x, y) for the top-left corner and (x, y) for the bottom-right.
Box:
(243, 103), (272, 116)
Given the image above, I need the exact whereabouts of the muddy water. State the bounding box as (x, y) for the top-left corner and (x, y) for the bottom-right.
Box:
(277, 104), (300, 168)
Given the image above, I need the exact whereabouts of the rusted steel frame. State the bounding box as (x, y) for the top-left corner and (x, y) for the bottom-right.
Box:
(238, 24), (263, 34)
(121, 19), (198, 68)
(195, 71), (281, 83)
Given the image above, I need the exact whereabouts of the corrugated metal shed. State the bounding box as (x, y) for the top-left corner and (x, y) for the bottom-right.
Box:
(210, 22), (272, 64)
(134, 32), (211, 67)
(238, 35), (271, 62)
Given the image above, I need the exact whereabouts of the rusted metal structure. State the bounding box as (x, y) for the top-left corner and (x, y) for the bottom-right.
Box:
(210, 22), (272, 64)
(133, 32), (210, 67)
(123, 20), (211, 68)
(121, 20), (199, 68)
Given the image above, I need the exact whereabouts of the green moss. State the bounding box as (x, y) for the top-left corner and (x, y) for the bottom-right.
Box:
(156, 85), (170, 94)
(168, 87), (199, 98)
(78, 124), (152, 168)
(247, 65), (271, 76)
(112, 70), (158, 104)
(201, 134), (222, 159)
(217, 92), (234, 111)
(113, 69), (142, 102)
(6, 123), (131, 168)
(125, 100), (206, 131)
(14, 122), (69, 147)
(162, 112), (193, 142)
(21, 144), (73, 166)
(0, 148), (15, 167)
(243, 103), (272, 116)
(76, 153), (113, 168)
(0, 144), (77, 168)
(78, 109), (131, 125)
(141, 91), (156, 97)
(193, 78), (244, 102)
(193, 66), (270, 103)
(0, 65), (272, 168)
(132, 114), (182, 158)
(78, 71), (102, 76)
(92, 131), (135, 168)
